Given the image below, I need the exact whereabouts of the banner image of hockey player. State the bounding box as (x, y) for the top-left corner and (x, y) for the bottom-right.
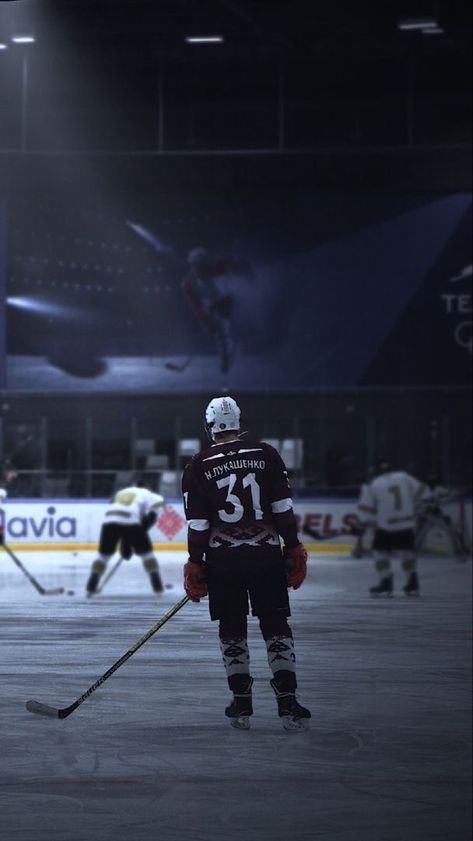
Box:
(357, 464), (429, 597)
(181, 248), (254, 374)
(5, 187), (472, 392)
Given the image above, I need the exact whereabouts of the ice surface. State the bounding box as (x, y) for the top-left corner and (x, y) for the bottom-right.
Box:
(0, 549), (471, 841)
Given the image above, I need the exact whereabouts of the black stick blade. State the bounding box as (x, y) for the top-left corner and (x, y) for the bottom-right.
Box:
(26, 700), (60, 718)
(44, 588), (65, 596)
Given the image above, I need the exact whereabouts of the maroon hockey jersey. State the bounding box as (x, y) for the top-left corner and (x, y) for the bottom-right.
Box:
(182, 439), (300, 563)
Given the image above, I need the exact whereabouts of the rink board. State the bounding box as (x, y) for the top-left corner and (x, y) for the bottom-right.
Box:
(1, 497), (471, 553)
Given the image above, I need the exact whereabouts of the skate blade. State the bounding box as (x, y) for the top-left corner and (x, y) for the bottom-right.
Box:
(230, 716), (251, 730)
(369, 592), (393, 598)
(282, 716), (310, 732)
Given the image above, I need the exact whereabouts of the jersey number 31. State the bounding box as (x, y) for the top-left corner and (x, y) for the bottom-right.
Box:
(217, 472), (263, 523)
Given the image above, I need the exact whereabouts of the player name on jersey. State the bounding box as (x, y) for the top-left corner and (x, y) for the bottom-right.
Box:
(204, 458), (265, 480)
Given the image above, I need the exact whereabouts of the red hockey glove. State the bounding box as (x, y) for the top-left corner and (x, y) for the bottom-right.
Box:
(183, 560), (208, 602)
(284, 544), (308, 590)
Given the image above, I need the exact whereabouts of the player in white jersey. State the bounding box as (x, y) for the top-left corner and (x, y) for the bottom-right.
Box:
(86, 481), (165, 595)
(357, 462), (428, 597)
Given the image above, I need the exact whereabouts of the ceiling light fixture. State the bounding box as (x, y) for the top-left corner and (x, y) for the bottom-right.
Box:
(0, 44), (8, 51)
(12, 35), (36, 44)
(185, 35), (224, 44)
(422, 26), (445, 35)
(398, 18), (438, 31)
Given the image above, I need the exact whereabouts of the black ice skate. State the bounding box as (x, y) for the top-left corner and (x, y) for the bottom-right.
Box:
(86, 572), (100, 597)
(369, 575), (394, 598)
(149, 570), (164, 593)
(225, 678), (253, 730)
(270, 679), (311, 731)
(403, 572), (420, 597)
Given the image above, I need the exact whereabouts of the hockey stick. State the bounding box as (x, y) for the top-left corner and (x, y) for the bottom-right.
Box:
(164, 356), (194, 373)
(126, 221), (174, 256)
(26, 594), (190, 719)
(303, 526), (346, 541)
(1, 544), (64, 596)
(95, 556), (124, 595)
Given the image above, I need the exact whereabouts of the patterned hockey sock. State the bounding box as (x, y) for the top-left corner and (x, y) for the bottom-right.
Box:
(265, 635), (296, 679)
(220, 637), (250, 691)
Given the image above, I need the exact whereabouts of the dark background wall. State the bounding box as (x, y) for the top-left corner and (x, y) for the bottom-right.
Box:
(0, 1), (471, 493)
(1, 148), (471, 492)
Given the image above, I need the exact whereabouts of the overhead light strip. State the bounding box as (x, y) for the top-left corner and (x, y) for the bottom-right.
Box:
(398, 18), (438, 31)
(185, 35), (224, 44)
(12, 35), (36, 44)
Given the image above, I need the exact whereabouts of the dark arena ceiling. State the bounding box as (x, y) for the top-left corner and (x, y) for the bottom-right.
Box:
(3, 0), (469, 59)
(0, 0), (471, 152)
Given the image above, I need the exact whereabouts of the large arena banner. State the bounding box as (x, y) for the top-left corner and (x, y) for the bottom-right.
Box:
(2, 498), (471, 552)
(6, 191), (472, 392)
(1, 499), (360, 550)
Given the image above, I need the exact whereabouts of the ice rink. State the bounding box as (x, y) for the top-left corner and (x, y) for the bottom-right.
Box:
(0, 549), (471, 841)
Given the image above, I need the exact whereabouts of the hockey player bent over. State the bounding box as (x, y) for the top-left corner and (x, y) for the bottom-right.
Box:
(182, 396), (311, 730)
(86, 480), (165, 595)
(357, 462), (428, 597)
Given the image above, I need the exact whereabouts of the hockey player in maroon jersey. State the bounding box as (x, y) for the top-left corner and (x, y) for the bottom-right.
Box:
(182, 396), (311, 730)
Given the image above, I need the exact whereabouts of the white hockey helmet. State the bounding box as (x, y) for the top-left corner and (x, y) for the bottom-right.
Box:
(205, 396), (241, 441)
(0, 488), (7, 502)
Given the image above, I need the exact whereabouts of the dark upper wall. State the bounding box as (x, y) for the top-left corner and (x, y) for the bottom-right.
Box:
(1, 145), (472, 194)
(1, 389), (471, 488)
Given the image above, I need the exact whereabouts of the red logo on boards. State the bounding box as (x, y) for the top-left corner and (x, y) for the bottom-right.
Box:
(158, 505), (186, 539)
